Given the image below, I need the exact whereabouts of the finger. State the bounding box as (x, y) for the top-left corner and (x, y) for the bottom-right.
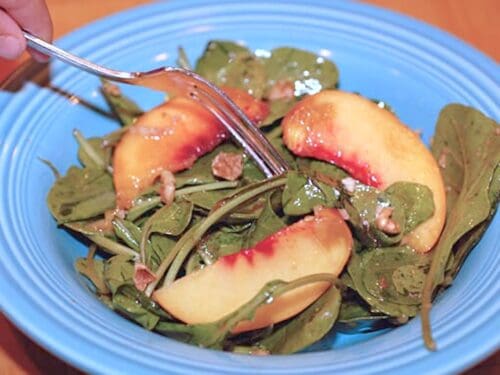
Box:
(1, 0), (53, 61)
(0, 9), (26, 60)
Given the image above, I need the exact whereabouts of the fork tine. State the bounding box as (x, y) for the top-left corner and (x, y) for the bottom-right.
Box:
(193, 89), (283, 176)
(192, 81), (290, 175)
(189, 90), (276, 178)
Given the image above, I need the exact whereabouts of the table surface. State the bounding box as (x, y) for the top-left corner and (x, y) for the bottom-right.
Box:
(0, 0), (498, 374)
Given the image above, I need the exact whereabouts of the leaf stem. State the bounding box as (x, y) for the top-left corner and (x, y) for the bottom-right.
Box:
(88, 234), (139, 260)
(73, 129), (107, 171)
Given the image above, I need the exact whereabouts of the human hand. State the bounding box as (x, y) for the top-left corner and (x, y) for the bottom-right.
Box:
(0, 0), (53, 61)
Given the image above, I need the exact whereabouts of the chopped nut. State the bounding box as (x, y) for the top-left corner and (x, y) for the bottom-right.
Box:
(211, 152), (243, 181)
(159, 170), (176, 206)
(375, 207), (401, 235)
(102, 81), (121, 97)
(268, 80), (295, 101)
(133, 263), (157, 292)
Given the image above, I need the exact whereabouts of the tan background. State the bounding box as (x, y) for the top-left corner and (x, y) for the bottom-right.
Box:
(0, 0), (498, 373)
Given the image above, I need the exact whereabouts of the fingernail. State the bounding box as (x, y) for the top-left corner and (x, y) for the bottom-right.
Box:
(0, 35), (23, 59)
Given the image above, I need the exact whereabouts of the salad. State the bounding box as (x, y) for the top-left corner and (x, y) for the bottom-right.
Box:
(46, 41), (500, 354)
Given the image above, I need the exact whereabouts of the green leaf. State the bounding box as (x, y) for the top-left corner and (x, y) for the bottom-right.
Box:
(341, 181), (433, 248)
(263, 47), (339, 97)
(361, 246), (430, 306)
(244, 192), (286, 248)
(103, 254), (135, 294)
(422, 104), (500, 349)
(111, 285), (172, 330)
(147, 200), (194, 237)
(100, 79), (143, 126)
(258, 47), (339, 125)
(242, 154), (266, 183)
(184, 189), (235, 211)
(258, 286), (341, 354)
(195, 41), (266, 98)
(47, 166), (116, 223)
(196, 224), (252, 266)
(147, 234), (177, 272)
(75, 256), (109, 295)
(297, 158), (349, 181)
(74, 130), (111, 171)
(126, 195), (162, 222)
(385, 182), (435, 234)
(337, 297), (391, 333)
(268, 135), (297, 169)
(347, 249), (420, 318)
(177, 46), (192, 70)
(282, 171), (339, 216)
(112, 218), (142, 252)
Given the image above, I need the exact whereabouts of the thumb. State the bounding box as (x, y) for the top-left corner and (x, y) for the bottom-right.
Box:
(0, 9), (26, 60)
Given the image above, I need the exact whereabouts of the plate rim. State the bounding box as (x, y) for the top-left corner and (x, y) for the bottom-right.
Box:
(0, 1), (498, 374)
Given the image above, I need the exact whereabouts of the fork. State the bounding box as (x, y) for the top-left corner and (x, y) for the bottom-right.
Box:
(23, 31), (290, 178)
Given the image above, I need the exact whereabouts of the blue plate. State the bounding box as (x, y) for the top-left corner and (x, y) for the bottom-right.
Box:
(0, 1), (498, 374)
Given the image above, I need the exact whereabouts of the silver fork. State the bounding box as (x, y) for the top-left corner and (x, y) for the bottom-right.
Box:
(23, 31), (290, 178)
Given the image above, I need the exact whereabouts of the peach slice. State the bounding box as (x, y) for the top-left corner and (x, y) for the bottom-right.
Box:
(153, 208), (352, 333)
(113, 97), (227, 209)
(221, 86), (270, 125)
(113, 89), (269, 209)
(282, 90), (446, 253)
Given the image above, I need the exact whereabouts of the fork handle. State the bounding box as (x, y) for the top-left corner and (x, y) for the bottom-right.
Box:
(23, 30), (133, 82)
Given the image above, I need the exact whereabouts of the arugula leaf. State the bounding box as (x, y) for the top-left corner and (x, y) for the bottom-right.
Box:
(75, 256), (109, 295)
(260, 47), (339, 124)
(337, 297), (391, 333)
(146, 200), (194, 237)
(196, 228), (247, 266)
(176, 46), (192, 70)
(385, 182), (435, 234)
(347, 249), (420, 318)
(263, 47), (339, 96)
(282, 171), (338, 216)
(244, 192), (286, 248)
(47, 166), (116, 223)
(342, 181), (434, 248)
(257, 286), (341, 354)
(100, 79), (143, 126)
(422, 104), (500, 349)
(74, 131), (111, 171)
(297, 158), (349, 181)
(147, 234), (177, 272)
(103, 254), (135, 294)
(112, 285), (172, 330)
(361, 246), (430, 306)
(112, 218), (142, 252)
(195, 41), (266, 97)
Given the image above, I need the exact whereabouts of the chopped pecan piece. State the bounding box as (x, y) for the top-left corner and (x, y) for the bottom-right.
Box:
(159, 170), (176, 206)
(211, 152), (243, 181)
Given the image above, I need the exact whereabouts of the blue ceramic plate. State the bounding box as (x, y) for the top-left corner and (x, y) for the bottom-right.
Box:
(0, 1), (498, 374)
